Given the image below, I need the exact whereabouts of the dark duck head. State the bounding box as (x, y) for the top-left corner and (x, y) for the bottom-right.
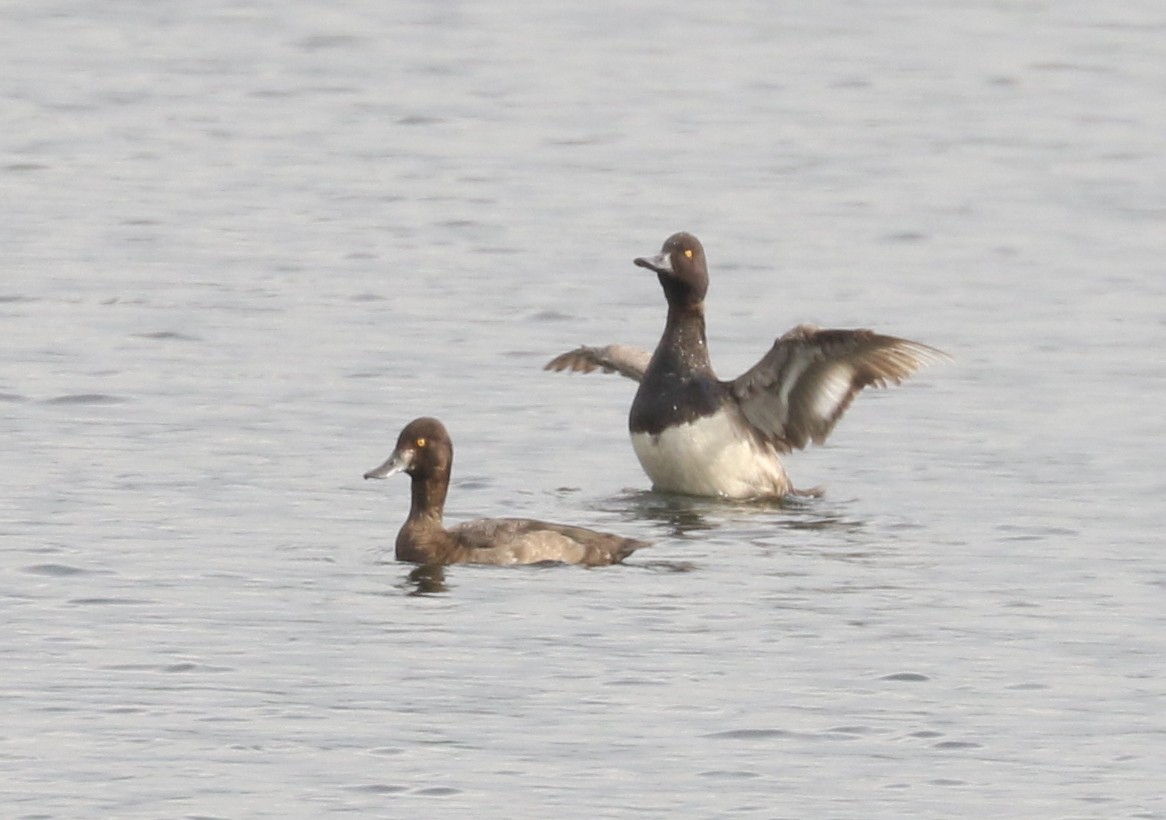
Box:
(634, 231), (709, 311)
(363, 416), (453, 523)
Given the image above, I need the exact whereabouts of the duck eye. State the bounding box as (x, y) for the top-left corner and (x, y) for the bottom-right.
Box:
(683, 249), (693, 259)
(416, 437), (427, 448)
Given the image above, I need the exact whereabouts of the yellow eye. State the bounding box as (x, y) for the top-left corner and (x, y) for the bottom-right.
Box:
(416, 437), (427, 448)
(684, 249), (693, 259)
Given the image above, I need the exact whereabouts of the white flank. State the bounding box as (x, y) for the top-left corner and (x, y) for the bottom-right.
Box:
(630, 410), (790, 498)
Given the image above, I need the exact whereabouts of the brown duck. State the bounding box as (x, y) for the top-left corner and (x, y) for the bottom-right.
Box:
(363, 417), (649, 566)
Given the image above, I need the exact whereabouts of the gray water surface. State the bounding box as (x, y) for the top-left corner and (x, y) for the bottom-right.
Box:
(3, 1), (1165, 818)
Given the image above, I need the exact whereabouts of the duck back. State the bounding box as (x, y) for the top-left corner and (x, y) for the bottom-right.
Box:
(447, 518), (646, 566)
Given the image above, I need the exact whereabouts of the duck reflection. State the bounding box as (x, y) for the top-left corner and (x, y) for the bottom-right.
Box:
(403, 562), (447, 595)
(599, 488), (866, 542)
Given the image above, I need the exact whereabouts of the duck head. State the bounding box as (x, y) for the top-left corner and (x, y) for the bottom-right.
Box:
(634, 231), (709, 309)
(363, 416), (453, 483)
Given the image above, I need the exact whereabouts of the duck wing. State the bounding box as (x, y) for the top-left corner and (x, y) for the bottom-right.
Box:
(450, 518), (649, 566)
(544, 344), (653, 383)
(730, 324), (948, 452)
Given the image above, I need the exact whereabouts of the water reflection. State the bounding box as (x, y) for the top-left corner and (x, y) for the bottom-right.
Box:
(600, 488), (867, 540)
(605, 489), (720, 537)
(634, 558), (699, 573)
(401, 563), (448, 596)
(395, 556), (667, 592)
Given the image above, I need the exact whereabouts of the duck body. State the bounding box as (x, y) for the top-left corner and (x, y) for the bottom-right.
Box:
(630, 404), (794, 498)
(627, 303), (793, 497)
(397, 516), (644, 567)
(546, 232), (948, 500)
(364, 417), (648, 566)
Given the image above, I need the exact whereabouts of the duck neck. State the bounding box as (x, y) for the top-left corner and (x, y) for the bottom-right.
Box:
(406, 472), (448, 528)
(657, 302), (714, 377)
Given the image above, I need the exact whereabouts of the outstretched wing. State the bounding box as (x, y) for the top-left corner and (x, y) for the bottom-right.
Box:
(544, 344), (653, 383)
(731, 324), (949, 451)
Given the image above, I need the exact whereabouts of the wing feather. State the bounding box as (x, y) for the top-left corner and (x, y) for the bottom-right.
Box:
(544, 344), (652, 383)
(731, 325), (949, 450)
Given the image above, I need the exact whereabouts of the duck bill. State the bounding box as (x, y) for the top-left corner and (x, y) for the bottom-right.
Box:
(363, 450), (411, 480)
(633, 251), (672, 275)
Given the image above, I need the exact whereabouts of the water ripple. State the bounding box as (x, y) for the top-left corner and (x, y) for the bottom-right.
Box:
(703, 728), (796, 741)
(42, 394), (127, 405)
(133, 331), (200, 341)
(22, 563), (90, 577)
(346, 784), (409, 795)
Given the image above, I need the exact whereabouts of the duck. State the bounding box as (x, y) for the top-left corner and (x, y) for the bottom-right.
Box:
(363, 417), (650, 566)
(545, 231), (948, 499)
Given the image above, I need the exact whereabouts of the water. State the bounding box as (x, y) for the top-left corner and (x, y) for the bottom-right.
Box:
(3, 0), (1165, 817)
